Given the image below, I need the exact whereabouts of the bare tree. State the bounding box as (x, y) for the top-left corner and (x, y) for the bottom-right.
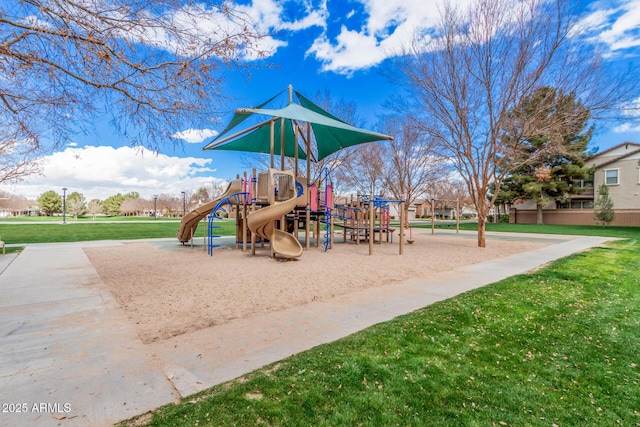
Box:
(155, 194), (181, 217)
(120, 198), (141, 216)
(337, 115), (449, 223)
(66, 191), (86, 219)
(443, 179), (475, 215)
(0, 0), (266, 183)
(0, 192), (31, 216)
(399, 0), (637, 247)
(192, 186), (210, 207)
(0, 191), (11, 217)
(0, 135), (42, 185)
(14, 194), (31, 215)
(87, 199), (102, 219)
(379, 116), (450, 219)
(424, 178), (474, 219)
(336, 142), (387, 196)
(211, 180), (230, 200)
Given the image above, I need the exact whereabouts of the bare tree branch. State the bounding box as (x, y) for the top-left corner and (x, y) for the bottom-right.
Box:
(0, 0), (267, 183)
(398, 0), (638, 247)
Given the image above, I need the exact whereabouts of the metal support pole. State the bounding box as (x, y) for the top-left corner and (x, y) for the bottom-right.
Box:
(431, 198), (435, 235)
(62, 187), (67, 224)
(399, 201), (405, 255)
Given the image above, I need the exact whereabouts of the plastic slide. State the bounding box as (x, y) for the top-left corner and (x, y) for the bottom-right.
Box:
(247, 192), (303, 259)
(176, 179), (243, 243)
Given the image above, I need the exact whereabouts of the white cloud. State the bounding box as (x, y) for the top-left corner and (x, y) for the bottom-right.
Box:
(242, 37), (288, 60)
(240, 0), (286, 30)
(612, 98), (640, 133)
(1, 146), (223, 200)
(173, 128), (219, 143)
(115, 2), (282, 61)
(308, 28), (387, 75)
(234, 0), (327, 58)
(612, 96), (640, 133)
(129, 0), (327, 61)
(101, 0), (639, 76)
(304, 0), (640, 75)
(613, 122), (640, 133)
(277, 3), (328, 31)
(306, 0), (444, 74)
(578, 0), (640, 56)
(239, 0), (328, 32)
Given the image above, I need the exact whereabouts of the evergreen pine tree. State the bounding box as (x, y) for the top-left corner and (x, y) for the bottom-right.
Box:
(496, 87), (595, 225)
(37, 190), (62, 216)
(593, 184), (615, 227)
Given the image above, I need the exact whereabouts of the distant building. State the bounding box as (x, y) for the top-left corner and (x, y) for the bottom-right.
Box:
(510, 142), (640, 226)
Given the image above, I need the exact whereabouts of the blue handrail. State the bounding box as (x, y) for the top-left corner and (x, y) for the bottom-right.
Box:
(207, 192), (248, 256)
(323, 206), (331, 252)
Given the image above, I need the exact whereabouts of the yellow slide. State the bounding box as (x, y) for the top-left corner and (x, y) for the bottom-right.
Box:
(176, 179), (243, 243)
(247, 188), (303, 259)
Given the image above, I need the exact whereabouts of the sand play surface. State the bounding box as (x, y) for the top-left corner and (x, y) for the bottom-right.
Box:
(84, 232), (549, 344)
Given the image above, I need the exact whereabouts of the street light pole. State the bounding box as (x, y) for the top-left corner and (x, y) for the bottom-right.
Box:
(181, 191), (186, 217)
(62, 187), (68, 224)
(153, 195), (157, 220)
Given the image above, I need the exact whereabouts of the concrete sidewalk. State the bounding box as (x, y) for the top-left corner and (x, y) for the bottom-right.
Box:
(0, 232), (612, 427)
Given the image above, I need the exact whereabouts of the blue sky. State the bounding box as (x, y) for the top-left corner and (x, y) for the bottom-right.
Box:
(3, 0), (640, 201)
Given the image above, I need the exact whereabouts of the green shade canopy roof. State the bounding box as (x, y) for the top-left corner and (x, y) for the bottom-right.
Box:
(203, 87), (393, 161)
(210, 117), (307, 160)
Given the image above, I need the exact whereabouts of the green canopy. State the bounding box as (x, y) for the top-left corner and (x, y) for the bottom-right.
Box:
(294, 90), (345, 123)
(213, 88), (286, 143)
(211, 117), (306, 160)
(203, 87), (393, 161)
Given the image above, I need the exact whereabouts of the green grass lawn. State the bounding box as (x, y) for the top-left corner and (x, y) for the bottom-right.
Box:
(0, 215), (180, 222)
(1, 217), (638, 244)
(0, 220), (237, 244)
(2, 246), (24, 254)
(415, 222), (640, 239)
(118, 231), (640, 426)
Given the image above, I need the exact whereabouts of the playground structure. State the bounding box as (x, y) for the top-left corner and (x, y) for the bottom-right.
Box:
(334, 194), (407, 246)
(177, 167), (408, 258)
(176, 85), (408, 259)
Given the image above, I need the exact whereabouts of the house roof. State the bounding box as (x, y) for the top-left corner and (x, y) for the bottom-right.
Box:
(588, 141), (640, 169)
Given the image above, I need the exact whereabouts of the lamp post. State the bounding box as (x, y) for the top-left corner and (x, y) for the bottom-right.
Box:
(62, 187), (67, 224)
(153, 195), (157, 220)
(181, 191), (186, 217)
(431, 198), (435, 235)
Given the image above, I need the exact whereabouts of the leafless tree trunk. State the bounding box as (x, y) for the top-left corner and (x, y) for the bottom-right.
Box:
(0, 0), (266, 183)
(399, 0), (637, 247)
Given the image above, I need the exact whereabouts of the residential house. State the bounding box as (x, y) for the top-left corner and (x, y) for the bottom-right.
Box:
(413, 198), (477, 220)
(510, 142), (640, 226)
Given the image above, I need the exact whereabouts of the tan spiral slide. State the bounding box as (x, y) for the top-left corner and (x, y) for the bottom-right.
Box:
(247, 190), (303, 259)
(176, 179), (243, 243)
